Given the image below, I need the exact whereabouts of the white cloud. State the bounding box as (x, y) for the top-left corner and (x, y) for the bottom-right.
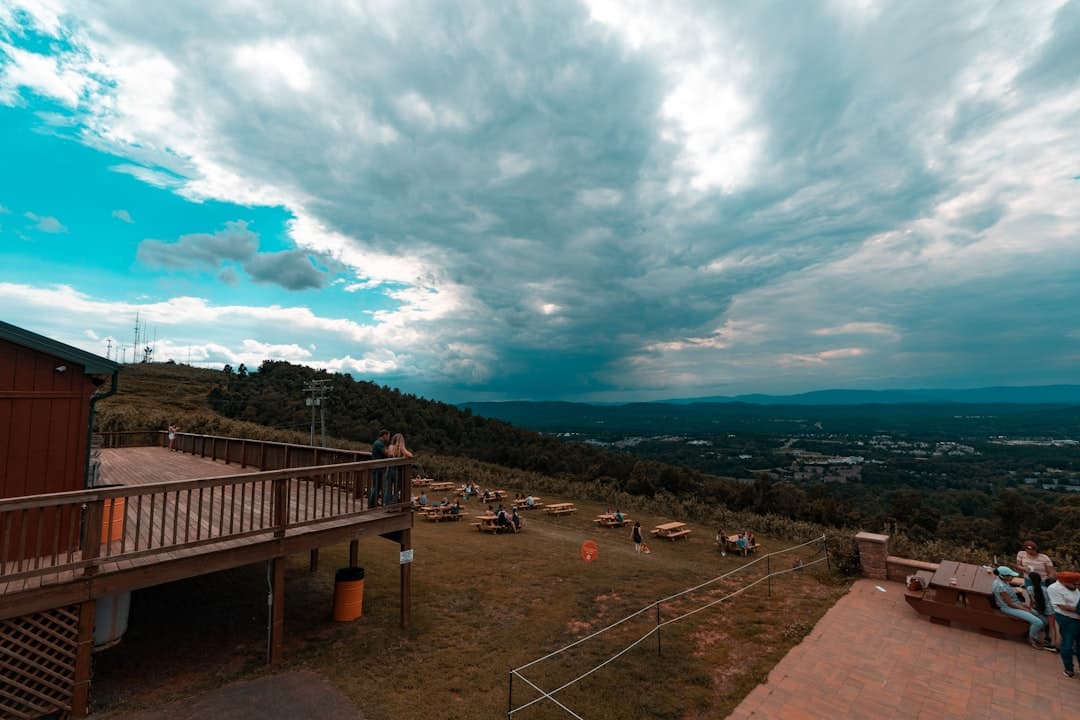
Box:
(496, 151), (533, 180)
(24, 211), (67, 233)
(111, 208), (133, 223)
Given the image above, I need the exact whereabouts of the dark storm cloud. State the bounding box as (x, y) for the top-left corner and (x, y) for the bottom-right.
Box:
(137, 220), (330, 290)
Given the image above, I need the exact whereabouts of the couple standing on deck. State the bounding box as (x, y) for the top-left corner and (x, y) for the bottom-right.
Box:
(370, 429), (413, 506)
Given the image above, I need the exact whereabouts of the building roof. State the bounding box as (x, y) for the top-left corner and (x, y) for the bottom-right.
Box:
(0, 321), (120, 375)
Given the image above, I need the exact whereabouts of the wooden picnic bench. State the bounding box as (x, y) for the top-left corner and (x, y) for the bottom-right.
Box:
(903, 561), (1029, 638)
(472, 513), (519, 533)
(652, 522), (691, 540)
(545, 502), (577, 516)
(719, 535), (759, 555)
(512, 497), (543, 510)
(594, 514), (630, 528)
(422, 506), (464, 522)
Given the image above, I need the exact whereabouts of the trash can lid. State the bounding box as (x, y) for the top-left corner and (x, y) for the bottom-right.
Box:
(335, 567), (365, 581)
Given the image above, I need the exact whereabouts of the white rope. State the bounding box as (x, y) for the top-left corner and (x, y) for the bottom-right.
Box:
(512, 534), (826, 673)
(508, 535), (831, 716)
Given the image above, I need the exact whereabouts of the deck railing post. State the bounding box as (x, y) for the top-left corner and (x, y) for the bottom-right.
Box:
(273, 477), (289, 537)
(81, 500), (103, 576)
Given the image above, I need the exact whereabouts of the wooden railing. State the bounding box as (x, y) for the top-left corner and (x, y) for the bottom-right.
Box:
(98, 430), (372, 469)
(1, 447), (412, 585)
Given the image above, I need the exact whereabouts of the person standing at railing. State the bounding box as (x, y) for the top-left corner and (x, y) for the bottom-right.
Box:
(168, 424), (178, 451)
(369, 429), (389, 507)
(385, 433), (413, 504)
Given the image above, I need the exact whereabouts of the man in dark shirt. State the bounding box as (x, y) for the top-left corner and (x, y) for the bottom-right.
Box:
(370, 430), (389, 506)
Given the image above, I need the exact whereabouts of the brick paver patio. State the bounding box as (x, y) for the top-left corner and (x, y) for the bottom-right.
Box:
(729, 578), (1080, 719)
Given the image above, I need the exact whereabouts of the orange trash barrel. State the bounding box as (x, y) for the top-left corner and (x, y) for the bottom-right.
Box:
(332, 567), (365, 621)
(101, 496), (125, 544)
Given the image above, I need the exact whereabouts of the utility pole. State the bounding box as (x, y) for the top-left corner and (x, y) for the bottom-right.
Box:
(303, 379), (332, 447)
(105, 338), (112, 360)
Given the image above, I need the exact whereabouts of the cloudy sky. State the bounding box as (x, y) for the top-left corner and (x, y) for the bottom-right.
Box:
(1, 0), (1079, 403)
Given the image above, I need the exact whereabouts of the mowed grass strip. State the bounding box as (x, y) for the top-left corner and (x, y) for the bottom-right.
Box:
(92, 493), (850, 719)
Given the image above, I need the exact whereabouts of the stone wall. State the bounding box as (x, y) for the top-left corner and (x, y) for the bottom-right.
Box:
(854, 531), (941, 581)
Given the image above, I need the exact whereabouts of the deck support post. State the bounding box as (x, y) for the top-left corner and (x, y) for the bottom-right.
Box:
(309, 548), (319, 572)
(72, 599), (96, 717)
(399, 527), (411, 630)
(269, 556), (285, 664)
(349, 539), (359, 567)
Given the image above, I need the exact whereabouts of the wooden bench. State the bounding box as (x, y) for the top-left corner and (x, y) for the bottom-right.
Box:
(594, 517), (630, 528)
(545, 504), (577, 516)
(904, 576), (1029, 638)
(652, 528), (691, 540)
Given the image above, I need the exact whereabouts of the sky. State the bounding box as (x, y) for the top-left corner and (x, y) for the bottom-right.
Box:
(1, 0), (1079, 404)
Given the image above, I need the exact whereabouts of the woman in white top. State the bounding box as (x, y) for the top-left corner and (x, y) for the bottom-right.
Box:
(1016, 540), (1055, 583)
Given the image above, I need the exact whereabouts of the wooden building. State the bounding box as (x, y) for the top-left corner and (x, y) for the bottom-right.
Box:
(0, 324), (414, 719)
(0, 321), (120, 561)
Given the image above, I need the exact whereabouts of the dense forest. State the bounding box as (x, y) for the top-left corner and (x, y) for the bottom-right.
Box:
(198, 360), (1080, 564)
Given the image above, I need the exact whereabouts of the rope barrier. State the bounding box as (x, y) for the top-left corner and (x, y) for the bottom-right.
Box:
(507, 534), (830, 718)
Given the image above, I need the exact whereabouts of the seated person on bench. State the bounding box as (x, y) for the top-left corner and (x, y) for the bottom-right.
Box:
(993, 566), (1046, 650)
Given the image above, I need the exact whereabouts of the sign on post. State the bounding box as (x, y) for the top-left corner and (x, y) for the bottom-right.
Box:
(399, 549), (414, 565)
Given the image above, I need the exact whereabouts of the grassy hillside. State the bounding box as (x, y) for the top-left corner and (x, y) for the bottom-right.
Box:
(87, 362), (861, 718)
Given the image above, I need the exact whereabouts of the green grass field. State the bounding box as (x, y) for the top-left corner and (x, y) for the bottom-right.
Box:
(92, 491), (850, 719)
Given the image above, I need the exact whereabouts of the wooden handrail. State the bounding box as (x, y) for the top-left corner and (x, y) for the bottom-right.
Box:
(1, 447), (414, 583)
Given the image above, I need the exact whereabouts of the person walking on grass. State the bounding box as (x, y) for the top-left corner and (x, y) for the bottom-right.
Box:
(631, 521), (643, 553)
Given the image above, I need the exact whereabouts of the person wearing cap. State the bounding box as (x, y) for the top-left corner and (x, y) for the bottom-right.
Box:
(1047, 571), (1080, 677)
(993, 566), (1046, 649)
(1016, 541), (1056, 585)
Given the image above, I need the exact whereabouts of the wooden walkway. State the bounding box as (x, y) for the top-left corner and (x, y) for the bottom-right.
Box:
(0, 446), (412, 619)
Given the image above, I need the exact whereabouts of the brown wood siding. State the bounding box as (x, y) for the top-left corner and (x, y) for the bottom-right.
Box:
(0, 338), (97, 560)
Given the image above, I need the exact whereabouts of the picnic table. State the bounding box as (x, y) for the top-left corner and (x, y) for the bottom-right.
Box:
(651, 522), (691, 540)
(471, 513), (518, 533)
(512, 497), (543, 510)
(428, 481), (457, 492)
(903, 560), (1028, 637)
(545, 502), (577, 516)
(719, 534), (759, 555)
(411, 477), (434, 487)
(594, 513), (630, 528)
(422, 504), (464, 522)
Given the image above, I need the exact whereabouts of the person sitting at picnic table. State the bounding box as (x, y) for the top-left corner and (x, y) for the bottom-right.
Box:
(511, 508), (522, 531)
(450, 500), (462, 515)
(614, 509), (624, 523)
(482, 489), (492, 503)
(993, 566), (1046, 650)
(1048, 571), (1080, 677)
(525, 495), (535, 507)
(495, 505), (512, 532)
(746, 531), (757, 551)
(1017, 540), (1055, 586)
(418, 491), (428, 507)
(736, 533), (747, 555)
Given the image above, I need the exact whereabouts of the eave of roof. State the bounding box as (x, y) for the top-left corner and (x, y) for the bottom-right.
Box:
(0, 321), (121, 375)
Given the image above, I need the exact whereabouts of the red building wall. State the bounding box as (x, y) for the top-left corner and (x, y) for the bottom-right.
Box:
(0, 336), (95, 499)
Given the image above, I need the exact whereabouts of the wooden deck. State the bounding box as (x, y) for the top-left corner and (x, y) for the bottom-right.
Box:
(0, 444), (413, 620)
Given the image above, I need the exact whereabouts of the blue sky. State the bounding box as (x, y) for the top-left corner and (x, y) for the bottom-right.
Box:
(1, 0), (1079, 403)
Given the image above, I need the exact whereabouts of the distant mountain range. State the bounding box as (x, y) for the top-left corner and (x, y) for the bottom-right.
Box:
(660, 385), (1080, 406)
(459, 385), (1080, 436)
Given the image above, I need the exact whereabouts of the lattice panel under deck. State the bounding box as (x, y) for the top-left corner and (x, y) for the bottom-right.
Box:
(0, 605), (79, 719)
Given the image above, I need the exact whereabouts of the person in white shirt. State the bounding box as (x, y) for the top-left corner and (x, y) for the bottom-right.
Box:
(1047, 571), (1080, 678)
